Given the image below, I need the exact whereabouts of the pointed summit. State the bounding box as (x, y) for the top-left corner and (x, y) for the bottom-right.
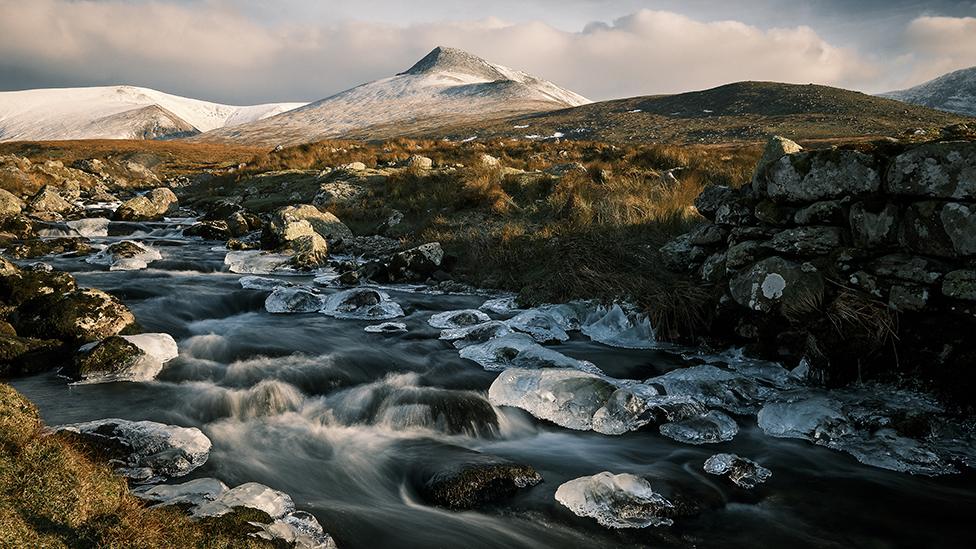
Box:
(399, 46), (511, 81)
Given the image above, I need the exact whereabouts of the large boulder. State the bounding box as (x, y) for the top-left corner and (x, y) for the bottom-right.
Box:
(112, 187), (178, 221)
(14, 288), (136, 343)
(64, 335), (145, 381)
(764, 150), (880, 203)
(267, 204), (352, 246)
(0, 264), (77, 306)
(289, 233), (329, 269)
(886, 141), (976, 199)
(27, 185), (75, 215)
(389, 242), (445, 280)
(751, 136), (803, 193)
(729, 256), (825, 315)
(407, 155), (433, 170)
(0, 188), (23, 219)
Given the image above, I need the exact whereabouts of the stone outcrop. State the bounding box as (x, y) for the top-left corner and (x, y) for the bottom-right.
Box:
(662, 136), (976, 396)
(112, 188), (178, 221)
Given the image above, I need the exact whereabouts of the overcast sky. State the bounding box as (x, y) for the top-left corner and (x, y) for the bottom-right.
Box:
(0, 0), (974, 105)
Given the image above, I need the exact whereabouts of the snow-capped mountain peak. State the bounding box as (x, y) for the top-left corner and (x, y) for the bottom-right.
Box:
(882, 66), (976, 117)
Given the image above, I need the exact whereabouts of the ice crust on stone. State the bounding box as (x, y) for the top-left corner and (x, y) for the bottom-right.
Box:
(133, 477), (229, 507)
(460, 334), (601, 374)
(659, 410), (739, 444)
(240, 275), (292, 291)
(580, 304), (656, 349)
(85, 240), (162, 270)
(192, 482), (295, 518)
(265, 287), (325, 314)
(55, 419), (211, 482)
(365, 322), (408, 333)
(757, 386), (975, 475)
(479, 296), (521, 314)
(224, 250), (295, 275)
(320, 287), (404, 320)
(488, 368), (618, 431)
(703, 453), (772, 488)
(591, 387), (707, 436)
(555, 472), (674, 528)
(505, 309), (570, 342)
(74, 332), (179, 384)
(428, 309), (491, 329)
(645, 365), (779, 415)
(439, 320), (513, 349)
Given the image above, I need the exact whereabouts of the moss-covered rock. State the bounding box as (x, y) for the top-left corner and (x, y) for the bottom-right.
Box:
(7, 237), (93, 259)
(13, 288), (136, 344)
(0, 266), (77, 307)
(63, 335), (146, 381)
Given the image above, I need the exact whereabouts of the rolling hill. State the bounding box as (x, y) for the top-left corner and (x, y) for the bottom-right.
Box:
(0, 85), (306, 141)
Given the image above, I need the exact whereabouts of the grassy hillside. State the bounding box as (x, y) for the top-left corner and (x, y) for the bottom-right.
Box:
(436, 81), (972, 144)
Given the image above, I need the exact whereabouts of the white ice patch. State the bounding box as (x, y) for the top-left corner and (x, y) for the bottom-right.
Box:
(460, 334), (601, 374)
(133, 477), (229, 508)
(55, 419), (211, 482)
(487, 368), (617, 431)
(581, 304), (656, 349)
(479, 296), (521, 314)
(240, 275), (292, 291)
(555, 472), (674, 528)
(659, 410), (738, 444)
(224, 250), (295, 275)
(265, 287), (325, 314)
(365, 322), (407, 333)
(320, 287), (404, 320)
(66, 217), (110, 237)
(85, 240), (162, 271)
(505, 309), (570, 343)
(439, 320), (514, 349)
(192, 482), (295, 519)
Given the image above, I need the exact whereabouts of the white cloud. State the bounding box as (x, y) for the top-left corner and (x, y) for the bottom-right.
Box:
(901, 16), (976, 84)
(0, 1), (881, 103)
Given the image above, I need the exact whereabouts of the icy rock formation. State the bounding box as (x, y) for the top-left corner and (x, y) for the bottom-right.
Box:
(428, 309), (491, 329)
(321, 287), (404, 320)
(85, 240), (162, 270)
(757, 387), (976, 476)
(645, 365), (779, 415)
(479, 296), (521, 314)
(70, 332), (177, 384)
(439, 320), (513, 349)
(488, 368), (617, 431)
(251, 511), (337, 549)
(239, 275), (292, 291)
(581, 304), (656, 349)
(555, 472), (675, 528)
(56, 419), (211, 482)
(133, 477), (229, 508)
(505, 309), (570, 343)
(265, 287), (324, 314)
(224, 250), (294, 275)
(591, 387), (707, 436)
(703, 453), (772, 488)
(659, 410), (739, 445)
(365, 322), (407, 333)
(460, 334), (601, 373)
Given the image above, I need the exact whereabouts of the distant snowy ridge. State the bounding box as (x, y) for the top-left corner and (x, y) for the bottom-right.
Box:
(0, 85), (306, 141)
(882, 66), (976, 117)
(203, 46), (591, 145)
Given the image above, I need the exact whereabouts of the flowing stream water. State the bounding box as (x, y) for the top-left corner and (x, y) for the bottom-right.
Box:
(11, 218), (976, 548)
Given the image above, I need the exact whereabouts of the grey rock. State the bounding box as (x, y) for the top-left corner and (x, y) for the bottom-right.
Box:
(889, 284), (929, 312)
(694, 185), (734, 221)
(869, 254), (943, 285)
(850, 201), (899, 247)
(688, 223), (728, 246)
(752, 136), (803, 194)
(407, 155), (433, 170)
(729, 256), (824, 314)
(940, 202), (976, 256)
(767, 227), (843, 256)
(886, 142), (976, 199)
(0, 188), (23, 219)
(700, 252), (727, 284)
(726, 241), (765, 270)
(765, 150), (880, 203)
(660, 234), (708, 271)
(898, 201), (957, 257)
(942, 270), (976, 300)
(794, 200), (846, 225)
(754, 200), (795, 226)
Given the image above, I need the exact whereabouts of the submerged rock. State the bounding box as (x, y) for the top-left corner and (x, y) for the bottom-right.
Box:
(407, 442), (542, 510)
(555, 472), (675, 528)
(479, 296), (521, 314)
(703, 453), (772, 489)
(460, 334), (601, 373)
(265, 287), (324, 314)
(320, 287), (404, 320)
(364, 322), (407, 333)
(440, 320), (514, 349)
(224, 250), (295, 275)
(56, 419), (211, 482)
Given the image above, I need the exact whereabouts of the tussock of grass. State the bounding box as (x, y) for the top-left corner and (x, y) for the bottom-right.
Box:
(0, 383), (276, 548)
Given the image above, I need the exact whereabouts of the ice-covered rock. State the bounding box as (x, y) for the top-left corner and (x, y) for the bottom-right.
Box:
(488, 368), (618, 431)
(439, 320), (513, 349)
(591, 387), (707, 436)
(428, 309), (491, 329)
(224, 250), (294, 275)
(132, 477), (229, 507)
(265, 287), (324, 314)
(688, 348), (795, 389)
(479, 296), (521, 314)
(659, 410), (738, 445)
(65, 217), (110, 237)
(703, 453), (772, 488)
(505, 309), (570, 343)
(192, 482), (295, 519)
(365, 322), (407, 333)
(460, 334), (601, 373)
(320, 287), (404, 320)
(85, 240), (162, 270)
(72, 332), (180, 384)
(56, 419), (211, 482)
(239, 275), (292, 291)
(757, 386), (975, 475)
(581, 304), (656, 349)
(645, 365), (778, 415)
(251, 511), (338, 549)
(555, 472), (675, 528)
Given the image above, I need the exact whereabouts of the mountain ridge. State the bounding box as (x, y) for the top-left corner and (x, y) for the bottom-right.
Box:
(882, 66), (976, 117)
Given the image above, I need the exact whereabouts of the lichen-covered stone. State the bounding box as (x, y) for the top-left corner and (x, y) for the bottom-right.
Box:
(765, 150), (880, 203)
(767, 227), (843, 256)
(694, 185), (734, 221)
(849, 201), (899, 247)
(942, 270), (976, 301)
(0, 188), (23, 219)
(660, 234), (708, 272)
(794, 200), (846, 226)
(886, 141), (976, 199)
(752, 136), (803, 193)
(14, 288), (136, 343)
(729, 256), (824, 314)
(889, 284), (929, 312)
(389, 242), (445, 280)
(64, 335), (145, 381)
(898, 201), (957, 257)
(940, 202), (976, 256)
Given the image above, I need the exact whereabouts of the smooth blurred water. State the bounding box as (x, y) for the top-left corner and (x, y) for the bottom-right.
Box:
(11, 221), (976, 549)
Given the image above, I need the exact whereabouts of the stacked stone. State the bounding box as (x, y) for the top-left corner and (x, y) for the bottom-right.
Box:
(663, 135), (976, 390)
